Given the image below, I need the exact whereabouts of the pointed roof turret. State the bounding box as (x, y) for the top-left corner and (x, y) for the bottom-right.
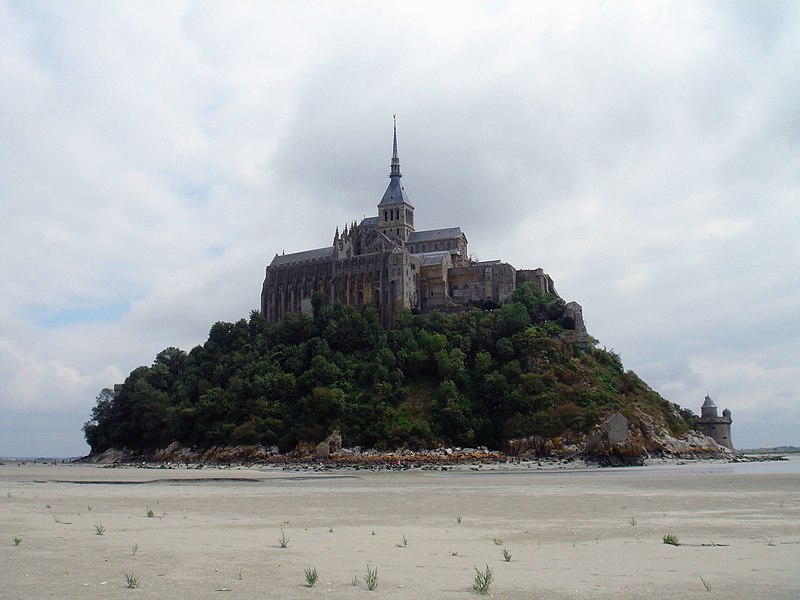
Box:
(702, 395), (716, 409)
(379, 115), (413, 207)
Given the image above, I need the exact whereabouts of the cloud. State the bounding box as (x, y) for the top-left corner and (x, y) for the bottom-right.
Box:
(0, 1), (798, 455)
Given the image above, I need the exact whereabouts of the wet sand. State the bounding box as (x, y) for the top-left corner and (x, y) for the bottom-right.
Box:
(1, 461), (798, 599)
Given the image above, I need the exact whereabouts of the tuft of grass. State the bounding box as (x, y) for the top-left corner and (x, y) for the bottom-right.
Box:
(145, 507), (154, 518)
(352, 574), (360, 587)
(456, 515), (462, 524)
(364, 565), (378, 590)
(492, 537), (503, 546)
(397, 534), (408, 548)
(472, 564), (494, 595)
(94, 522), (105, 535)
(662, 534), (680, 546)
(278, 529), (290, 548)
(629, 517), (637, 527)
(87, 505), (92, 512)
(502, 547), (511, 562)
(131, 542), (138, 556)
(329, 526), (334, 533)
(13, 536), (22, 546)
(700, 575), (711, 591)
(304, 566), (318, 587)
(124, 572), (139, 589)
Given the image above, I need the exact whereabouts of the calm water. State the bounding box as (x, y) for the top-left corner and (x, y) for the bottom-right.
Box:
(576, 453), (800, 477)
(648, 453), (800, 476)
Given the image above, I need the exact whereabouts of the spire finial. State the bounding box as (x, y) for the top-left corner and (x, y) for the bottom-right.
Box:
(390, 115), (401, 178)
(393, 114), (398, 156)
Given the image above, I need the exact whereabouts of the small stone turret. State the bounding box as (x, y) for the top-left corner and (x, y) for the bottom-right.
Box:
(699, 395), (733, 450)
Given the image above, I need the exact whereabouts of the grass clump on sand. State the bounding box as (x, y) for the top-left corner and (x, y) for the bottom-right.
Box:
(94, 522), (105, 535)
(124, 573), (139, 589)
(662, 534), (680, 546)
(304, 566), (319, 587)
(278, 529), (290, 548)
(502, 547), (511, 562)
(13, 536), (22, 546)
(473, 564), (494, 594)
(364, 565), (379, 590)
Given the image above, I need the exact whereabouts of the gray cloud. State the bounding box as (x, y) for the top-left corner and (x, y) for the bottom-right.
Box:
(1, 1), (797, 455)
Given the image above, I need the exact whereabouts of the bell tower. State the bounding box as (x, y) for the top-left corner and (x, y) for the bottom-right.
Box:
(378, 116), (415, 241)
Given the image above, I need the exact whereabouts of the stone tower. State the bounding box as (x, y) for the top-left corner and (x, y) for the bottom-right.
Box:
(377, 116), (415, 241)
(699, 395), (733, 450)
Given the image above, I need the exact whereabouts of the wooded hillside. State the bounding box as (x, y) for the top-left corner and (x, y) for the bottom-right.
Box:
(83, 284), (698, 456)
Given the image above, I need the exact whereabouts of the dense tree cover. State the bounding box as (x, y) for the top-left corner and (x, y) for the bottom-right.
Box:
(83, 284), (698, 454)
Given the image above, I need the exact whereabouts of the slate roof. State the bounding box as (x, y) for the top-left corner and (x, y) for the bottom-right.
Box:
(378, 177), (412, 207)
(270, 246), (333, 267)
(407, 227), (464, 243)
(702, 395), (716, 408)
(360, 216), (379, 227)
(416, 251), (451, 265)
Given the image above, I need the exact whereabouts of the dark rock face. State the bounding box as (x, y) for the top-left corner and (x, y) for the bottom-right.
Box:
(596, 452), (646, 467)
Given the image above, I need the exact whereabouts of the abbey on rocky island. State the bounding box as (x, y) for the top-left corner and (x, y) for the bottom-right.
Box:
(261, 119), (587, 332)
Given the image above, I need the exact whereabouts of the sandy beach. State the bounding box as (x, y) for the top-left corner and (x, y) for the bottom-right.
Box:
(1, 460), (798, 599)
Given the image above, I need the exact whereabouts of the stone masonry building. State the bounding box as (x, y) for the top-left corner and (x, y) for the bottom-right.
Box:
(699, 395), (734, 450)
(261, 120), (587, 332)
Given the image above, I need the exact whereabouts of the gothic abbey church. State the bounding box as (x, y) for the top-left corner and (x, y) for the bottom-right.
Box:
(261, 121), (587, 332)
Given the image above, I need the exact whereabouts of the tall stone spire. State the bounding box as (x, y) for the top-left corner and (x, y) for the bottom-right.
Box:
(377, 115), (414, 240)
(390, 114), (401, 179)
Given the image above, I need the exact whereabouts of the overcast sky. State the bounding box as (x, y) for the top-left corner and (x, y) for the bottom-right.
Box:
(1, 1), (798, 457)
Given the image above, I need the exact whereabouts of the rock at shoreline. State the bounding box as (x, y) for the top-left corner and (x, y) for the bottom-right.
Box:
(81, 417), (733, 468)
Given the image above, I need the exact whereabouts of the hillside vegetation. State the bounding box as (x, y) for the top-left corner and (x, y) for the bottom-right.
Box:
(83, 285), (698, 456)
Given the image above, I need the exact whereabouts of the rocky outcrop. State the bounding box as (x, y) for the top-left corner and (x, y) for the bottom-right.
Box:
(82, 448), (131, 464)
(84, 416), (731, 468)
(507, 410), (732, 466)
(314, 431), (343, 459)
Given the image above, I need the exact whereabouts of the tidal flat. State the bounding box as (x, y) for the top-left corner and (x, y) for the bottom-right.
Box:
(2, 459), (799, 599)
